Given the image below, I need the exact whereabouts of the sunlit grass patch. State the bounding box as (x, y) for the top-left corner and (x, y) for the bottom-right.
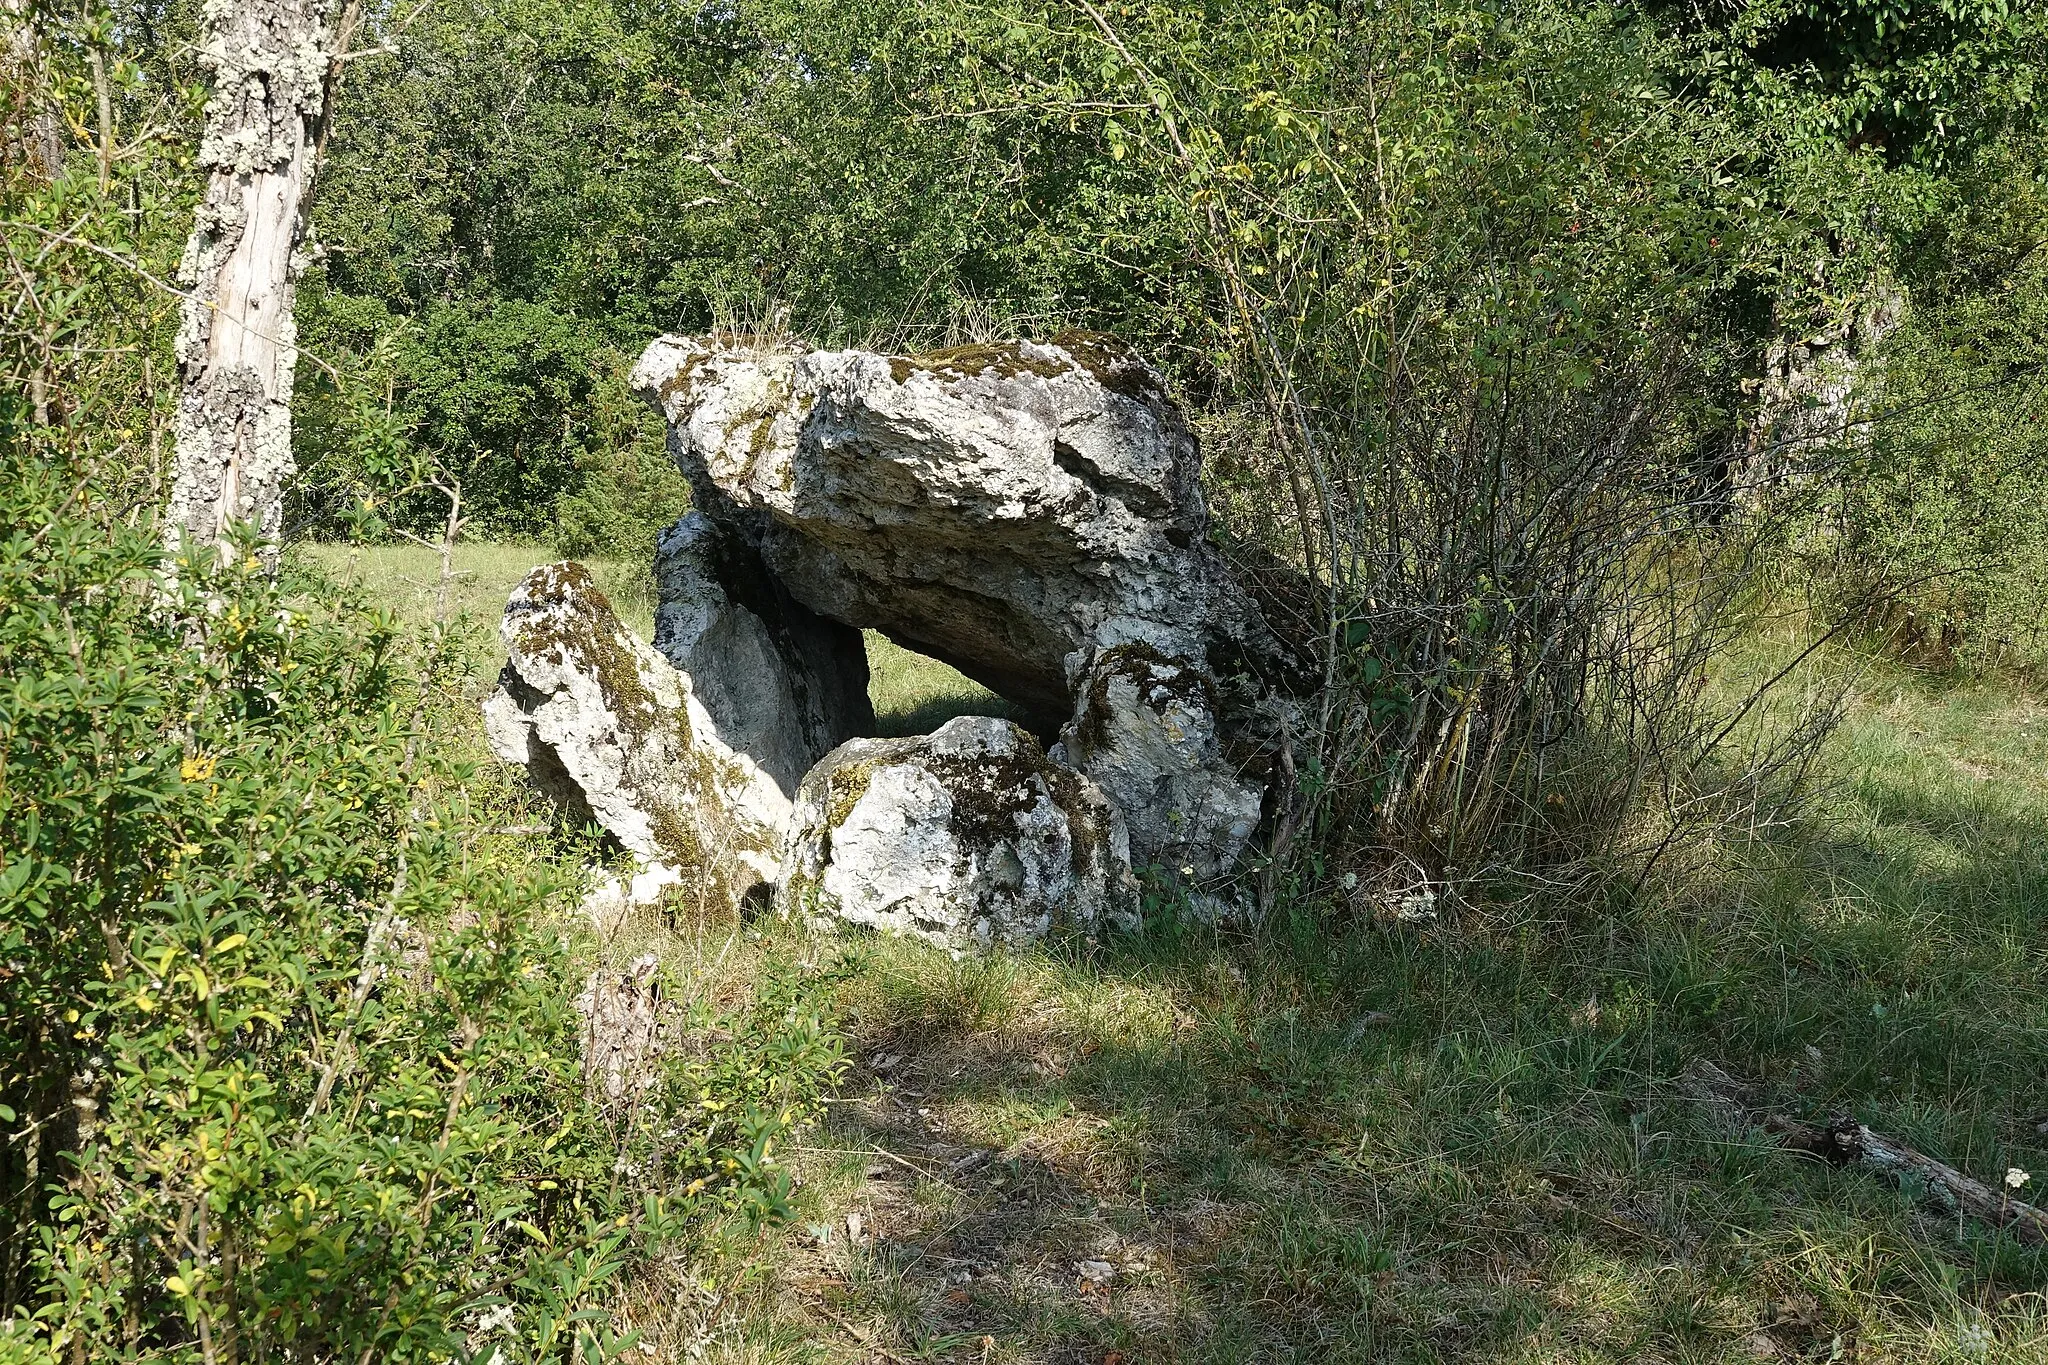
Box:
(862, 630), (1023, 737)
(296, 543), (1022, 738)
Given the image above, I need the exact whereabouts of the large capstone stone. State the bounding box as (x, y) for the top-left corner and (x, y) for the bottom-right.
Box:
(482, 561), (788, 909)
(775, 716), (1139, 949)
(631, 333), (1301, 721)
(629, 332), (1313, 900)
(652, 510), (872, 797)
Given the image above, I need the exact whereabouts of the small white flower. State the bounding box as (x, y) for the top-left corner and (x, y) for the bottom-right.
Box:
(1957, 1317), (1994, 1360)
(1179, 865), (1195, 877)
(1340, 872), (1358, 891)
(2006, 1167), (2031, 1190)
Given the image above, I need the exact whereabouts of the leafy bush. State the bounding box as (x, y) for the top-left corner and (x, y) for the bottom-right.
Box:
(924, 0), (1837, 896)
(293, 288), (690, 548)
(550, 359), (693, 561)
(0, 417), (842, 1360)
(1812, 134), (2048, 670)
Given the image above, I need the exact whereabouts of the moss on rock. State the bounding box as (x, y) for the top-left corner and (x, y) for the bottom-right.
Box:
(823, 758), (875, 830)
(1069, 640), (1218, 757)
(490, 559), (793, 901)
(1048, 330), (1164, 402)
(887, 342), (1071, 387)
(508, 560), (691, 759)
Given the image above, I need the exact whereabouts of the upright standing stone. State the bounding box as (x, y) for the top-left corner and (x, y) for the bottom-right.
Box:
(1056, 643), (1266, 888)
(652, 510), (872, 798)
(483, 561), (790, 910)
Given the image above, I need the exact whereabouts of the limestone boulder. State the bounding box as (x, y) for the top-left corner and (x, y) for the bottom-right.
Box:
(482, 561), (788, 908)
(776, 716), (1138, 949)
(652, 510), (872, 797)
(1055, 643), (1266, 887)
(631, 333), (1304, 720)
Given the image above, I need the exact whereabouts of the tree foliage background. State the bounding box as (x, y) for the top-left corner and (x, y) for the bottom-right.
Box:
(286, 0), (2047, 657)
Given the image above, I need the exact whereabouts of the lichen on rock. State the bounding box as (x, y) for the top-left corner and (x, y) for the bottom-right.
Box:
(483, 560), (789, 911)
(630, 331), (1303, 721)
(1055, 642), (1267, 901)
(775, 716), (1139, 950)
(610, 329), (1316, 924)
(576, 953), (661, 1110)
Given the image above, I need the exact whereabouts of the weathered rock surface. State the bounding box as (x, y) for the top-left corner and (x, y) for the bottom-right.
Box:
(776, 716), (1138, 949)
(1055, 643), (1265, 883)
(629, 332), (1311, 898)
(482, 561), (787, 908)
(652, 510), (872, 797)
(631, 333), (1302, 720)
(495, 333), (1305, 939)
(580, 862), (686, 938)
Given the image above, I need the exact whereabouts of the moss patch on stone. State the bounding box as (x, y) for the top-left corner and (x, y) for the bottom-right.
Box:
(647, 801), (702, 872)
(824, 758), (876, 830)
(1041, 762), (1114, 884)
(654, 351), (715, 409)
(507, 560), (712, 868)
(512, 561), (688, 753)
(888, 342), (1071, 387)
(721, 372), (793, 484)
(921, 723), (1106, 882)
(1048, 330), (1163, 402)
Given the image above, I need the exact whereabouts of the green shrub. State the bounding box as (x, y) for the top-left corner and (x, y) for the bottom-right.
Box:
(1820, 135), (2048, 671)
(551, 357), (692, 561)
(292, 285), (691, 554)
(0, 414), (842, 1361)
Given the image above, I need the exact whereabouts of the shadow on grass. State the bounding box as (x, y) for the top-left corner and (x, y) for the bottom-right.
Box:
(309, 544), (2048, 1358)
(784, 743), (2048, 1363)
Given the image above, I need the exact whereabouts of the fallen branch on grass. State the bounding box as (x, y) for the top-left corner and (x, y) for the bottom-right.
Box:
(1683, 1060), (2047, 1245)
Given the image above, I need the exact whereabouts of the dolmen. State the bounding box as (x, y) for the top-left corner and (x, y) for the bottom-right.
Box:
(485, 333), (1311, 948)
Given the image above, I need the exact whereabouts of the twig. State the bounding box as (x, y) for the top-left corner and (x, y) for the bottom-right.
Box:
(0, 220), (345, 384)
(1683, 1060), (2048, 1245)
(303, 849), (408, 1121)
(790, 1144), (942, 1178)
(1254, 723), (1298, 919)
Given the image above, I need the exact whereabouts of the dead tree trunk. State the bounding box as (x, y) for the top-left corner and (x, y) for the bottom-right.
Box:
(1684, 1060), (2048, 1244)
(166, 0), (344, 563)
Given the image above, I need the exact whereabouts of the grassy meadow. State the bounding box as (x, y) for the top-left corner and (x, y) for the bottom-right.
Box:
(313, 541), (2048, 1363)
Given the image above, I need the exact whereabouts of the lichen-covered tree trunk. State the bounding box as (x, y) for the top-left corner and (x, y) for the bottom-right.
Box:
(1741, 277), (1906, 490)
(167, 0), (340, 560)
